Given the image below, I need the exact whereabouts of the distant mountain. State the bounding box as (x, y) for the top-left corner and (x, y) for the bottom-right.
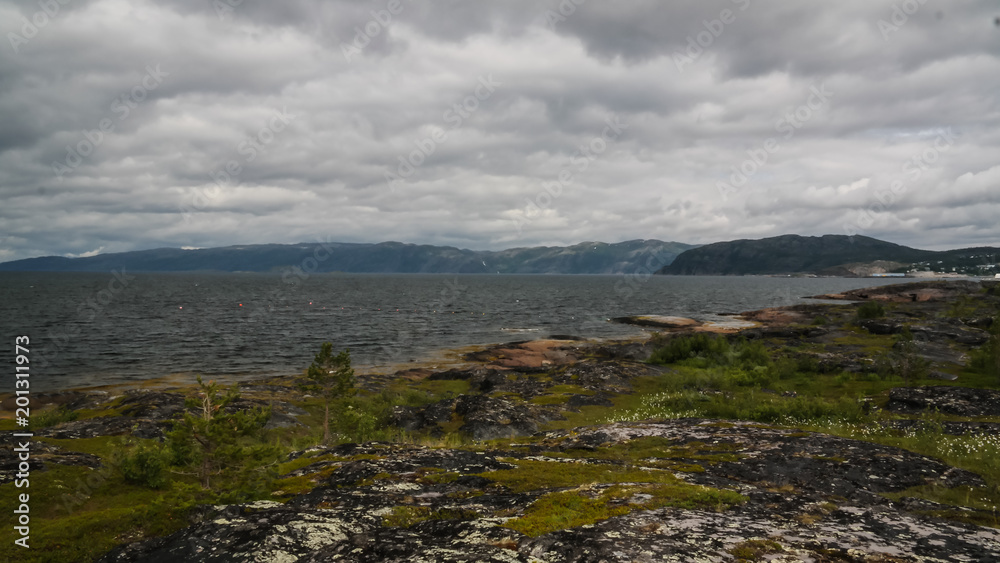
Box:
(658, 234), (1000, 276)
(0, 240), (694, 274)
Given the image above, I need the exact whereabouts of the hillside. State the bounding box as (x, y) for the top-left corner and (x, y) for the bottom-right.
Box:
(659, 234), (999, 276)
(0, 240), (693, 274)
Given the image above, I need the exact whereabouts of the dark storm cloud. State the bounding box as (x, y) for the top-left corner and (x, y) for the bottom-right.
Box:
(1, 0), (999, 263)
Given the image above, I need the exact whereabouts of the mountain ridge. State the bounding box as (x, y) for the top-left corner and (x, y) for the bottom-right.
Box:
(0, 239), (693, 274)
(659, 234), (1000, 276)
(5, 235), (997, 276)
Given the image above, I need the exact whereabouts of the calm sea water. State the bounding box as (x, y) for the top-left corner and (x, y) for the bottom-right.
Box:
(0, 272), (911, 391)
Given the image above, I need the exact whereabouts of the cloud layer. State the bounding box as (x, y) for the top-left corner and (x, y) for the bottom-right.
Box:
(2, 0), (999, 262)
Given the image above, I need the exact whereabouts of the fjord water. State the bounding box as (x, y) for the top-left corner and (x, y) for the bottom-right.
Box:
(0, 272), (910, 391)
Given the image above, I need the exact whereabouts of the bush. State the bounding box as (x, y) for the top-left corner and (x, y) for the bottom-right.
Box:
(735, 339), (771, 369)
(649, 333), (730, 365)
(113, 438), (168, 489)
(649, 334), (772, 379)
(856, 301), (885, 319)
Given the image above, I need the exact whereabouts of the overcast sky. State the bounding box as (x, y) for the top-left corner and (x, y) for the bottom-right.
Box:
(1, 0), (999, 262)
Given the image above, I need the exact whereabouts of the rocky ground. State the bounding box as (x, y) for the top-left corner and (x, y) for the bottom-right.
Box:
(97, 419), (1000, 562)
(3, 279), (1000, 562)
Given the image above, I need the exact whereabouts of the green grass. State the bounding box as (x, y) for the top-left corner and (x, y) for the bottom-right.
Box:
(480, 459), (680, 493)
(28, 406), (80, 430)
(36, 436), (119, 458)
(829, 331), (896, 355)
(0, 464), (206, 563)
(504, 489), (629, 537)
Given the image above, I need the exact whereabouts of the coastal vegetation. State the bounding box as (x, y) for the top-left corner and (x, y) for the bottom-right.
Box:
(1, 280), (999, 561)
(164, 376), (278, 491)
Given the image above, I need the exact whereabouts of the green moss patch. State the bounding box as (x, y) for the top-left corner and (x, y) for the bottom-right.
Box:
(729, 538), (785, 561)
(503, 480), (745, 537)
(480, 458), (744, 536)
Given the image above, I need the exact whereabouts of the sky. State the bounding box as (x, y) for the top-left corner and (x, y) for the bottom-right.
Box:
(1, 0), (999, 263)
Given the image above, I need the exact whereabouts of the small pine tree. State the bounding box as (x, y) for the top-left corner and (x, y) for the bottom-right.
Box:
(166, 376), (272, 490)
(300, 343), (356, 445)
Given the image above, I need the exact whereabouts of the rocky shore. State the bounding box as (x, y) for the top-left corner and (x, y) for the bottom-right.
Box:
(2, 279), (999, 562)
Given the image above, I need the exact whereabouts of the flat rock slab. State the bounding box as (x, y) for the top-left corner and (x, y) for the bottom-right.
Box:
(888, 386), (1000, 417)
(465, 340), (582, 371)
(612, 315), (702, 329)
(0, 432), (102, 484)
(613, 315), (761, 334)
(37, 417), (167, 440)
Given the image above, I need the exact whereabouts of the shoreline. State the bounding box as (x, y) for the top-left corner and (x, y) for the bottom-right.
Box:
(7, 277), (995, 402)
(0, 332), (652, 408)
(3, 278), (999, 561)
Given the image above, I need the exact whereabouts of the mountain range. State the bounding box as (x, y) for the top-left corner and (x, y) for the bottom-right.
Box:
(3, 235), (997, 276)
(0, 240), (693, 275)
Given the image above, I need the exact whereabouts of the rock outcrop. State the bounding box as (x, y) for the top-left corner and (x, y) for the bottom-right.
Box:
(98, 420), (1000, 562)
(0, 431), (102, 484)
(887, 386), (1000, 417)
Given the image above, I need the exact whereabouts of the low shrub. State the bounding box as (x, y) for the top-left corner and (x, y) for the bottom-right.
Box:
(113, 438), (169, 489)
(649, 333), (730, 365)
(856, 301), (885, 319)
(649, 334), (770, 371)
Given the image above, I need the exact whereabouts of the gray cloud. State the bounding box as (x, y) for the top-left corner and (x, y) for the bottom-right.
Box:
(1, 0), (999, 263)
